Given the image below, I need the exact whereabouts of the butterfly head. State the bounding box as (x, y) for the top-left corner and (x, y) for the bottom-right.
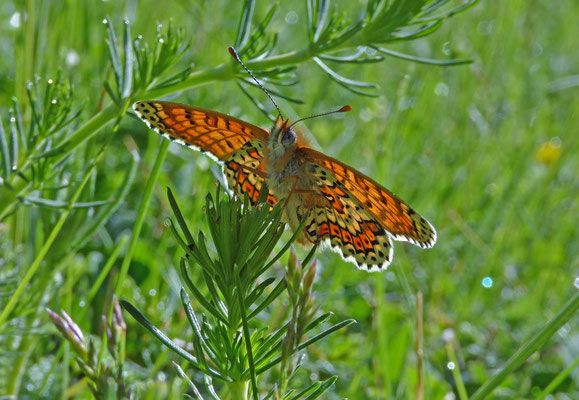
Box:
(270, 116), (297, 151)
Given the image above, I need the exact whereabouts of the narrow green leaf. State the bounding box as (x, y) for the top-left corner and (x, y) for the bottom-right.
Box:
(167, 187), (195, 245)
(303, 376), (338, 399)
(0, 120), (11, 178)
(233, 271), (258, 400)
(180, 259), (229, 325)
(289, 381), (322, 400)
(304, 312), (333, 333)
(416, 0), (479, 23)
(375, 46), (473, 66)
(235, 0), (256, 50)
(298, 319), (356, 351)
(247, 279), (286, 320)
(320, 48), (384, 63)
(105, 16), (122, 93)
(537, 355), (579, 399)
(256, 319), (356, 374)
(204, 376), (222, 400)
(11, 99), (26, 153)
(471, 290), (579, 400)
(181, 288), (218, 360)
(173, 361), (205, 400)
(103, 80), (121, 106)
(121, 18), (133, 99)
(313, 57), (379, 97)
(9, 111), (18, 172)
(21, 197), (109, 209)
(120, 300), (225, 380)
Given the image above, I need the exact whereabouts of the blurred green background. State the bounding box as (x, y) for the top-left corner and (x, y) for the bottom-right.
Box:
(0, 0), (578, 398)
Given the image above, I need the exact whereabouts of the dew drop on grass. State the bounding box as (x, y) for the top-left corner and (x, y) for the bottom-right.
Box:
(442, 41), (451, 55)
(66, 51), (79, 67)
(482, 276), (493, 288)
(447, 362), (455, 370)
(79, 301), (85, 308)
(435, 82), (449, 97)
(365, 46), (377, 56)
(149, 288), (157, 296)
(9, 12), (21, 29)
(285, 11), (298, 24)
(442, 328), (454, 343)
(558, 323), (570, 337)
(574, 277), (579, 289)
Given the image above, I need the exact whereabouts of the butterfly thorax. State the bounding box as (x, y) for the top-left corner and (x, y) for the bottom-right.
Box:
(265, 117), (301, 194)
(264, 117), (317, 235)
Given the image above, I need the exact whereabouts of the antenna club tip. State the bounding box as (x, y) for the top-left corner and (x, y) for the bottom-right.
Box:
(228, 47), (239, 60)
(339, 105), (352, 113)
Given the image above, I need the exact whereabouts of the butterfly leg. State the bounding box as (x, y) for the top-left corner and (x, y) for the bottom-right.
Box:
(282, 176), (322, 209)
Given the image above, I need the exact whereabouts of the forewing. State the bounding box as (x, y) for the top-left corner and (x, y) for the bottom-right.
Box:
(299, 147), (436, 249)
(133, 101), (269, 161)
(223, 139), (277, 207)
(299, 162), (394, 271)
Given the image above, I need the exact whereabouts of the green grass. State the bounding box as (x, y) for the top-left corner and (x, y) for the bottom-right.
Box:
(1, 0), (579, 399)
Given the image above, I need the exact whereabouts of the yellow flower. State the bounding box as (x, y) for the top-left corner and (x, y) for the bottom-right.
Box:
(535, 138), (562, 166)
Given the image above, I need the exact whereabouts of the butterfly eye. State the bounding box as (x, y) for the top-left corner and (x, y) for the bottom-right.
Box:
(281, 128), (296, 145)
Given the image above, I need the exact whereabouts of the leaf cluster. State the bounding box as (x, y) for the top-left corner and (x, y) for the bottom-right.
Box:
(122, 188), (354, 399)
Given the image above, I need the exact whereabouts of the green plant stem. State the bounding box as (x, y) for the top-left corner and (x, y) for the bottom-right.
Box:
(234, 272), (258, 400)
(470, 290), (579, 400)
(0, 155), (99, 329)
(537, 354), (579, 399)
(445, 342), (467, 400)
(114, 140), (169, 295)
(228, 381), (249, 400)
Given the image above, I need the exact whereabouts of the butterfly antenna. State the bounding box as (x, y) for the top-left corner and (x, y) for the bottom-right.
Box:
(289, 105), (352, 129)
(228, 47), (283, 119)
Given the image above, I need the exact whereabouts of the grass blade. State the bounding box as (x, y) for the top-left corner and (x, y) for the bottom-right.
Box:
(0, 120), (11, 178)
(0, 150), (103, 329)
(470, 290), (579, 400)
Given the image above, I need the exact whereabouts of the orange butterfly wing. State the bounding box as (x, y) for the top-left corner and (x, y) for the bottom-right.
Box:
(297, 147), (437, 249)
(134, 101), (276, 206)
(133, 101), (269, 161)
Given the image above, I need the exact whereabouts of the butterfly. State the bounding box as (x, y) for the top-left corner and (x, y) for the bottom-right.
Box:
(133, 99), (436, 272)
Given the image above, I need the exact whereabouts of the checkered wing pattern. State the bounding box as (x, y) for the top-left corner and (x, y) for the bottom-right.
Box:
(298, 162), (394, 271)
(223, 139), (277, 207)
(299, 148), (437, 251)
(133, 101), (269, 161)
(134, 101), (276, 206)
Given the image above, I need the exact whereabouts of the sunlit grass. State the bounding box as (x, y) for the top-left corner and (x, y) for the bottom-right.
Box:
(1, 0), (578, 398)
